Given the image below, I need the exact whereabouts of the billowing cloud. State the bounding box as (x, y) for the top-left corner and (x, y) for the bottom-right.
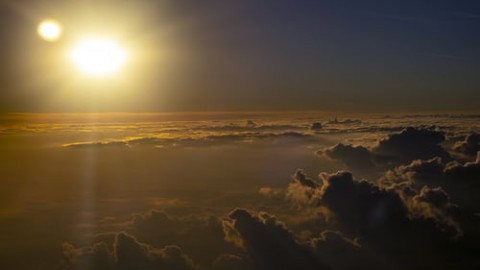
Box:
(222, 207), (391, 270)
(452, 133), (480, 158)
(319, 127), (451, 174)
(266, 168), (477, 268)
(62, 232), (196, 270)
(319, 171), (410, 235)
(223, 208), (325, 270)
(127, 210), (234, 266)
(407, 186), (461, 235)
(383, 152), (480, 211)
(321, 144), (377, 172)
(285, 170), (322, 207)
(372, 127), (450, 163)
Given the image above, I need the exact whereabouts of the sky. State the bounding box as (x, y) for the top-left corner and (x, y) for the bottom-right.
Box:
(0, 0), (480, 112)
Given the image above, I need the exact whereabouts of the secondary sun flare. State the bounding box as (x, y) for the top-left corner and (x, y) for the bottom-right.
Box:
(70, 38), (128, 76)
(37, 19), (62, 41)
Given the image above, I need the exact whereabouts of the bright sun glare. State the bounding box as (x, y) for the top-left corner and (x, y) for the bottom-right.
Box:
(70, 38), (128, 76)
(38, 19), (62, 41)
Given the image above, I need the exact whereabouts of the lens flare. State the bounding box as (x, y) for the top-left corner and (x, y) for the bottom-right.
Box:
(38, 19), (62, 42)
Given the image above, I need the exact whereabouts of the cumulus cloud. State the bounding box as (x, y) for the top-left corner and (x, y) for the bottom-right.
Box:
(223, 208), (326, 270)
(285, 170), (322, 207)
(408, 186), (461, 235)
(127, 210), (233, 266)
(319, 127), (452, 174)
(383, 152), (480, 211)
(62, 232), (195, 270)
(372, 127), (450, 163)
(268, 169), (477, 268)
(320, 144), (377, 172)
(223, 208), (388, 270)
(452, 133), (480, 158)
(319, 171), (410, 235)
(317, 171), (463, 239)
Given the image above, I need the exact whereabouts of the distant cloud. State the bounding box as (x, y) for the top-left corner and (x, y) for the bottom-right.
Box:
(372, 127), (450, 163)
(62, 131), (314, 149)
(62, 140), (129, 148)
(325, 118), (362, 125)
(319, 127), (452, 174)
(320, 144), (377, 172)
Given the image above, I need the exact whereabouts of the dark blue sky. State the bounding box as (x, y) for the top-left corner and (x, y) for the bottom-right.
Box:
(1, 0), (480, 112)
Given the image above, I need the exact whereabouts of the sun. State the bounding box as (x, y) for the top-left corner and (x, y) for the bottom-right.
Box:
(38, 19), (62, 42)
(70, 38), (128, 76)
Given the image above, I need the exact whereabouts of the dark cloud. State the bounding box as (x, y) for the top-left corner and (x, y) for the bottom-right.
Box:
(223, 208), (325, 270)
(319, 171), (409, 235)
(402, 186), (462, 237)
(212, 254), (253, 270)
(62, 233), (195, 270)
(275, 169), (477, 269)
(321, 144), (377, 172)
(319, 171), (462, 238)
(310, 122), (322, 131)
(384, 153), (480, 211)
(372, 127), (451, 163)
(222, 207), (388, 270)
(452, 133), (480, 158)
(320, 127), (452, 174)
(292, 169), (319, 189)
(127, 210), (234, 266)
(322, 172), (478, 269)
(414, 186), (452, 208)
(62, 241), (115, 270)
(285, 170), (322, 206)
(311, 230), (385, 270)
(325, 118), (362, 125)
